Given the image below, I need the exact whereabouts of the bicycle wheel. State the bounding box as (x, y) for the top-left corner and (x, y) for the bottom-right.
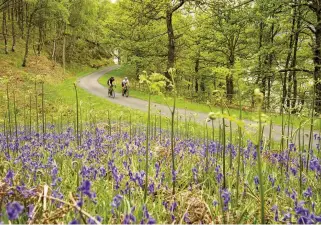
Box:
(126, 89), (129, 97)
(112, 89), (115, 98)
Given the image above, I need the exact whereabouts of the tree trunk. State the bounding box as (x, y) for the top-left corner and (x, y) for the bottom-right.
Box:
(22, 20), (31, 67)
(3, 6), (8, 54)
(291, 1), (301, 113)
(195, 78), (199, 93)
(267, 23), (275, 110)
(200, 76), (205, 92)
(22, 6), (35, 67)
(11, 0), (16, 52)
(256, 21), (264, 84)
(18, 0), (24, 38)
(63, 31), (66, 74)
(226, 54), (235, 102)
(165, 10), (175, 80)
(37, 14), (44, 56)
(37, 26), (43, 55)
(226, 75), (233, 101)
(281, 3), (296, 113)
(52, 39), (56, 60)
(164, 0), (185, 81)
(313, 8), (321, 113)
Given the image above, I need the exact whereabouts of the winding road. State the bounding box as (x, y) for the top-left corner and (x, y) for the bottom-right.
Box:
(78, 66), (319, 146)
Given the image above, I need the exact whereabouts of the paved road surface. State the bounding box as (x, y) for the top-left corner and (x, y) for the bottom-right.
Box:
(78, 66), (319, 147)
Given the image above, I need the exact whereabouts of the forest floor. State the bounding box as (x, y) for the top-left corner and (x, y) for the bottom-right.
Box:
(79, 66), (320, 146)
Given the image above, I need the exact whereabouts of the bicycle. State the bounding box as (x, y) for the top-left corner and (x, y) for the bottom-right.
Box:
(122, 85), (129, 97)
(108, 85), (116, 98)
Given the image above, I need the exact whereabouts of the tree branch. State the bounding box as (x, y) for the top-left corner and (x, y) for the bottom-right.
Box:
(171, 0), (185, 13)
(279, 68), (313, 74)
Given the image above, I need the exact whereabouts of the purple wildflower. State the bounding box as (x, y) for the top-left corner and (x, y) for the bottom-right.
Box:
(271, 205), (278, 222)
(303, 187), (312, 198)
(221, 189), (231, 211)
(6, 202), (24, 220)
(254, 176), (259, 186)
(5, 169), (14, 186)
(87, 215), (102, 224)
(78, 180), (96, 200)
(141, 205), (156, 224)
(111, 194), (123, 209)
(69, 219), (79, 224)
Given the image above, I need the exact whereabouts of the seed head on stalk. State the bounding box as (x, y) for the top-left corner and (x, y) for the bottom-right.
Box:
(254, 88), (264, 107)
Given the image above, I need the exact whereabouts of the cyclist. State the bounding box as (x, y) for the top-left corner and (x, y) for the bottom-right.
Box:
(121, 77), (129, 96)
(107, 77), (115, 96)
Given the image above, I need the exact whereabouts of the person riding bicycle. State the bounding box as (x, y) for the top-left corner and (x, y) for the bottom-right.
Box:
(121, 77), (129, 96)
(107, 77), (115, 95)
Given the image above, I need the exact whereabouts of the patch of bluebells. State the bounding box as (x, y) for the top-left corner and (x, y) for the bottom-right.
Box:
(2, 123), (321, 224)
(294, 201), (321, 224)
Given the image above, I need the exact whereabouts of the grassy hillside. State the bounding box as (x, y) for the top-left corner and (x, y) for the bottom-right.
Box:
(0, 41), (138, 125)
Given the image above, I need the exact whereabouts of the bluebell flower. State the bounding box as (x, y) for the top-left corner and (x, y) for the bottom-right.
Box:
(192, 167), (198, 183)
(172, 169), (177, 183)
(170, 202), (177, 212)
(271, 205), (278, 222)
(183, 213), (191, 223)
(111, 194), (123, 209)
(221, 189), (231, 211)
(311, 214), (321, 222)
(27, 204), (34, 219)
(5, 169), (14, 186)
(6, 202), (24, 220)
(148, 182), (155, 194)
(268, 175), (276, 187)
(155, 162), (160, 178)
(69, 219), (79, 224)
(78, 180), (96, 200)
(290, 189), (298, 200)
(123, 206), (136, 224)
(282, 212), (291, 222)
(147, 217), (156, 224)
(298, 216), (313, 224)
(213, 200), (218, 207)
(141, 205), (156, 224)
(303, 187), (313, 198)
(290, 167), (297, 176)
(87, 215), (102, 224)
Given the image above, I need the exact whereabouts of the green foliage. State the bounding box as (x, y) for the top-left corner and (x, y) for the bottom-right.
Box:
(139, 71), (168, 95)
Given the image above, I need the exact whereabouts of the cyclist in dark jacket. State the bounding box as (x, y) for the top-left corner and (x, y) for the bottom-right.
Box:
(107, 77), (115, 95)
